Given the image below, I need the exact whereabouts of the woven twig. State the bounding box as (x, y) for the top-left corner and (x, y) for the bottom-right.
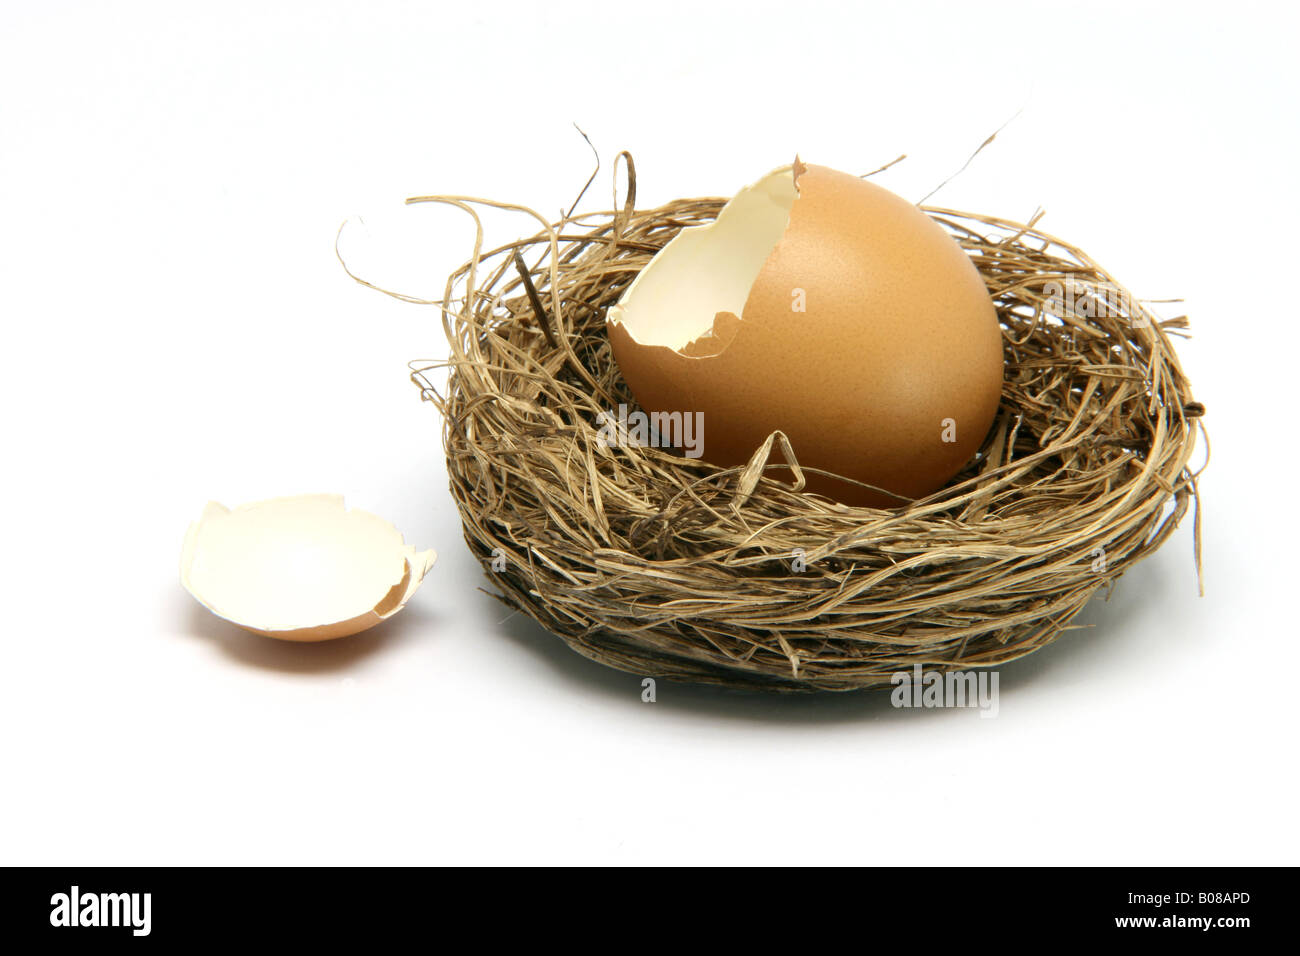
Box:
(383, 163), (1206, 692)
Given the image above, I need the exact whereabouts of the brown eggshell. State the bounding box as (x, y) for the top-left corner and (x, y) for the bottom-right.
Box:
(607, 162), (1004, 507)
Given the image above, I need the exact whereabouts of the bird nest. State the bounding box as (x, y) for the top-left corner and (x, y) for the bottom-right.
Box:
(389, 156), (1206, 692)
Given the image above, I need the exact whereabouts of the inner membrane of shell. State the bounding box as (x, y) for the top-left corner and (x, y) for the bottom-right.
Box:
(607, 162), (802, 358)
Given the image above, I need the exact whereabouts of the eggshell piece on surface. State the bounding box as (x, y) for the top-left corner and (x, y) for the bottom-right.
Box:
(607, 161), (1005, 507)
(180, 494), (435, 641)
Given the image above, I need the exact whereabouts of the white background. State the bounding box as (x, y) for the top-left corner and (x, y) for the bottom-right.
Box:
(2, 0), (1295, 865)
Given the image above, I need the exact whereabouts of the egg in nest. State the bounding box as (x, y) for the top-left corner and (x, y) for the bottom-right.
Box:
(606, 159), (1004, 507)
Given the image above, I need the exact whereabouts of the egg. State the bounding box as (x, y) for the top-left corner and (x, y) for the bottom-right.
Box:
(180, 494), (435, 641)
(606, 159), (1004, 507)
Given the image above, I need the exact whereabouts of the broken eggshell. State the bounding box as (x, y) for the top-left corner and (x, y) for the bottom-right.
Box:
(606, 160), (1004, 507)
(180, 494), (435, 641)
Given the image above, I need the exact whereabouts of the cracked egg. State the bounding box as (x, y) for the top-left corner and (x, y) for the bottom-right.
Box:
(606, 159), (1005, 507)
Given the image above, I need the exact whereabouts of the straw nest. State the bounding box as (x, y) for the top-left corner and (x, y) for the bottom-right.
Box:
(382, 155), (1207, 692)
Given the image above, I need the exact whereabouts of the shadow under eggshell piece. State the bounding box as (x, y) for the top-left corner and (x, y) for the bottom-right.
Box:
(180, 494), (436, 641)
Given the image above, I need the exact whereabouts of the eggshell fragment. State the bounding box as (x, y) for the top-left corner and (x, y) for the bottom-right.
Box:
(607, 160), (1005, 507)
(180, 494), (435, 641)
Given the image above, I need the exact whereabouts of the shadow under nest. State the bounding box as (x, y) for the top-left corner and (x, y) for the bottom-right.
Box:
(401, 165), (1206, 692)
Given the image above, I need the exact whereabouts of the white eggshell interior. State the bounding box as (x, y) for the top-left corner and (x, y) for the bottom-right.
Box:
(181, 494), (433, 633)
(607, 165), (798, 351)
